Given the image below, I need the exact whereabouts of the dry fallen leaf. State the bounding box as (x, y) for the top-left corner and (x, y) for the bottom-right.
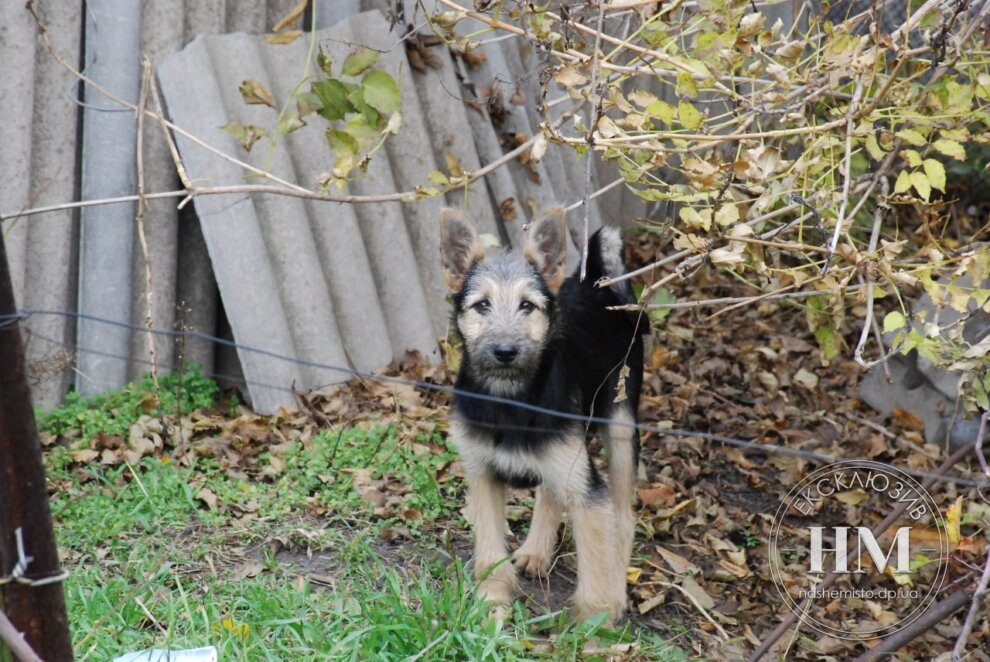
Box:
(272, 0), (308, 32)
(196, 486), (219, 510)
(657, 545), (701, 576)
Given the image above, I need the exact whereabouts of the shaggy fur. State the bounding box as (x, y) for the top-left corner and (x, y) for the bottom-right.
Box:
(440, 207), (645, 620)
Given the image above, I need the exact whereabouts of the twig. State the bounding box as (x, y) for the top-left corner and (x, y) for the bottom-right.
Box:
(655, 580), (731, 640)
(748, 443), (976, 661)
(580, 2), (606, 282)
(823, 78), (864, 276)
(0, 135), (544, 221)
(550, 117), (848, 146)
(976, 410), (990, 478)
(610, 284), (872, 312)
(0, 610), (43, 662)
(564, 176), (625, 213)
(952, 548), (990, 661)
(407, 630), (450, 662)
(135, 57), (160, 394)
(600, 199), (810, 288)
(854, 177), (890, 368)
(851, 590), (970, 662)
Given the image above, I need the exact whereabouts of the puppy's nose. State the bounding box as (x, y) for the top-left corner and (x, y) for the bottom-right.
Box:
(493, 344), (518, 364)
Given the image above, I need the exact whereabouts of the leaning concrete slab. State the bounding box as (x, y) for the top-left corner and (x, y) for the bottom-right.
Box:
(415, 51), (512, 245)
(158, 11), (451, 412)
(314, 0), (361, 29)
(860, 272), (990, 448)
(321, 15), (440, 362)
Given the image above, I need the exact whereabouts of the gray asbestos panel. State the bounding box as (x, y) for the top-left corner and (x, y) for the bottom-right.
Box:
(158, 36), (302, 414)
(77, 0), (143, 396)
(415, 53), (505, 244)
(0, 0), (37, 306)
(314, 0), (361, 29)
(128, 0), (186, 381)
(263, 35), (394, 372)
(205, 33), (352, 388)
(159, 12), (444, 411)
(318, 14), (440, 362)
(348, 11), (449, 336)
(24, 0), (82, 409)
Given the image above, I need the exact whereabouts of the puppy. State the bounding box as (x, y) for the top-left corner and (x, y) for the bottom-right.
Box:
(440, 206), (644, 620)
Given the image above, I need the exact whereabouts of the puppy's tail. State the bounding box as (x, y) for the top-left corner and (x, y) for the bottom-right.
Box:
(584, 226), (637, 304)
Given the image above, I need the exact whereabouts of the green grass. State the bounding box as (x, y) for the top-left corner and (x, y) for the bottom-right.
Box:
(39, 364), (219, 442)
(42, 370), (686, 660)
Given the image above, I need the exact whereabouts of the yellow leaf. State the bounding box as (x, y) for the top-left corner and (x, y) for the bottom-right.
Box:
(676, 72), (698, 99)
(714, 203), (739, 227)
(933, 138), (966, 160)
(909, 171), (931, 201)
(947, 496), (963, 545)
(626, 567), (642, 584)
(239, 79), (274, 107)
(679, 206), (711, 231)
(887, 565), (914, 586)
(835, 488), (869, 505)
(444, 151), (464, 178)
(646, 99), (675, 124)
(882, 311), (905, 333)
(922, 158), (946, 192)
(894, 170), (911, 194)
(900, 149), (922, 167)
(896, 128), (927, 146)
(865, 133), (885, 161)
(678, 100), (702, 130)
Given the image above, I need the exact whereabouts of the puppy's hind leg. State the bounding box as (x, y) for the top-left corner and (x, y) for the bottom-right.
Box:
(543, 435), (626, 621)
(604, 405), (639, 589)
(468, 472), (517, 607)
(514, 485), (564, 577)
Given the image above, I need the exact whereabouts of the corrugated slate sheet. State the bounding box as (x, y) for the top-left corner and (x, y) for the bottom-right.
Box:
(2, 0), (640, 414)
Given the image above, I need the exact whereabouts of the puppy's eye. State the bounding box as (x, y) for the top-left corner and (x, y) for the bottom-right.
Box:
(472, 299), (491, 313)
(519, 300), (535, 313)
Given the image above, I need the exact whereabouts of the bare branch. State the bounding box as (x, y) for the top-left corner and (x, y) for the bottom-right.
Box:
(0, 610), (43, 662)
(580, 2), (606, 282)
(822, 79), (864, 276)
(952, 548), (990, 661)
(854, 177), (892, 368)
(851, 590), (971, 662)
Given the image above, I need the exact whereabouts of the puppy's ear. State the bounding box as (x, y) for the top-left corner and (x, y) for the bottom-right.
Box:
(524, 206), (567, 291)
(440, 208), (483, 290)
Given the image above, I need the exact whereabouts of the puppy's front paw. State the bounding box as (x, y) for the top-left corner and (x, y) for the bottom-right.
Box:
(512, 546), (552, 578)
(477, 576), (515, 608)
(573, 582), (627, 624)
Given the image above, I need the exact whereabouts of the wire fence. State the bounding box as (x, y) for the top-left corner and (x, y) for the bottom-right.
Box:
(2, 307), (987, 490)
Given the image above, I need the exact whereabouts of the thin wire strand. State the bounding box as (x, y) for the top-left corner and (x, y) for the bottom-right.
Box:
(4, 308), (987, 488)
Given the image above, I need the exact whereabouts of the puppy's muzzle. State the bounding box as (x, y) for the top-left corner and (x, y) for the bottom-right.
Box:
(493, 344), (519, 364)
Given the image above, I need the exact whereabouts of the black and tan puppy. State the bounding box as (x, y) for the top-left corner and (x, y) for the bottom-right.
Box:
(440, 206), (644, 620)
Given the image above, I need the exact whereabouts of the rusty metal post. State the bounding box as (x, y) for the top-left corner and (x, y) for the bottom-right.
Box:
(0, 232), (73, 659)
